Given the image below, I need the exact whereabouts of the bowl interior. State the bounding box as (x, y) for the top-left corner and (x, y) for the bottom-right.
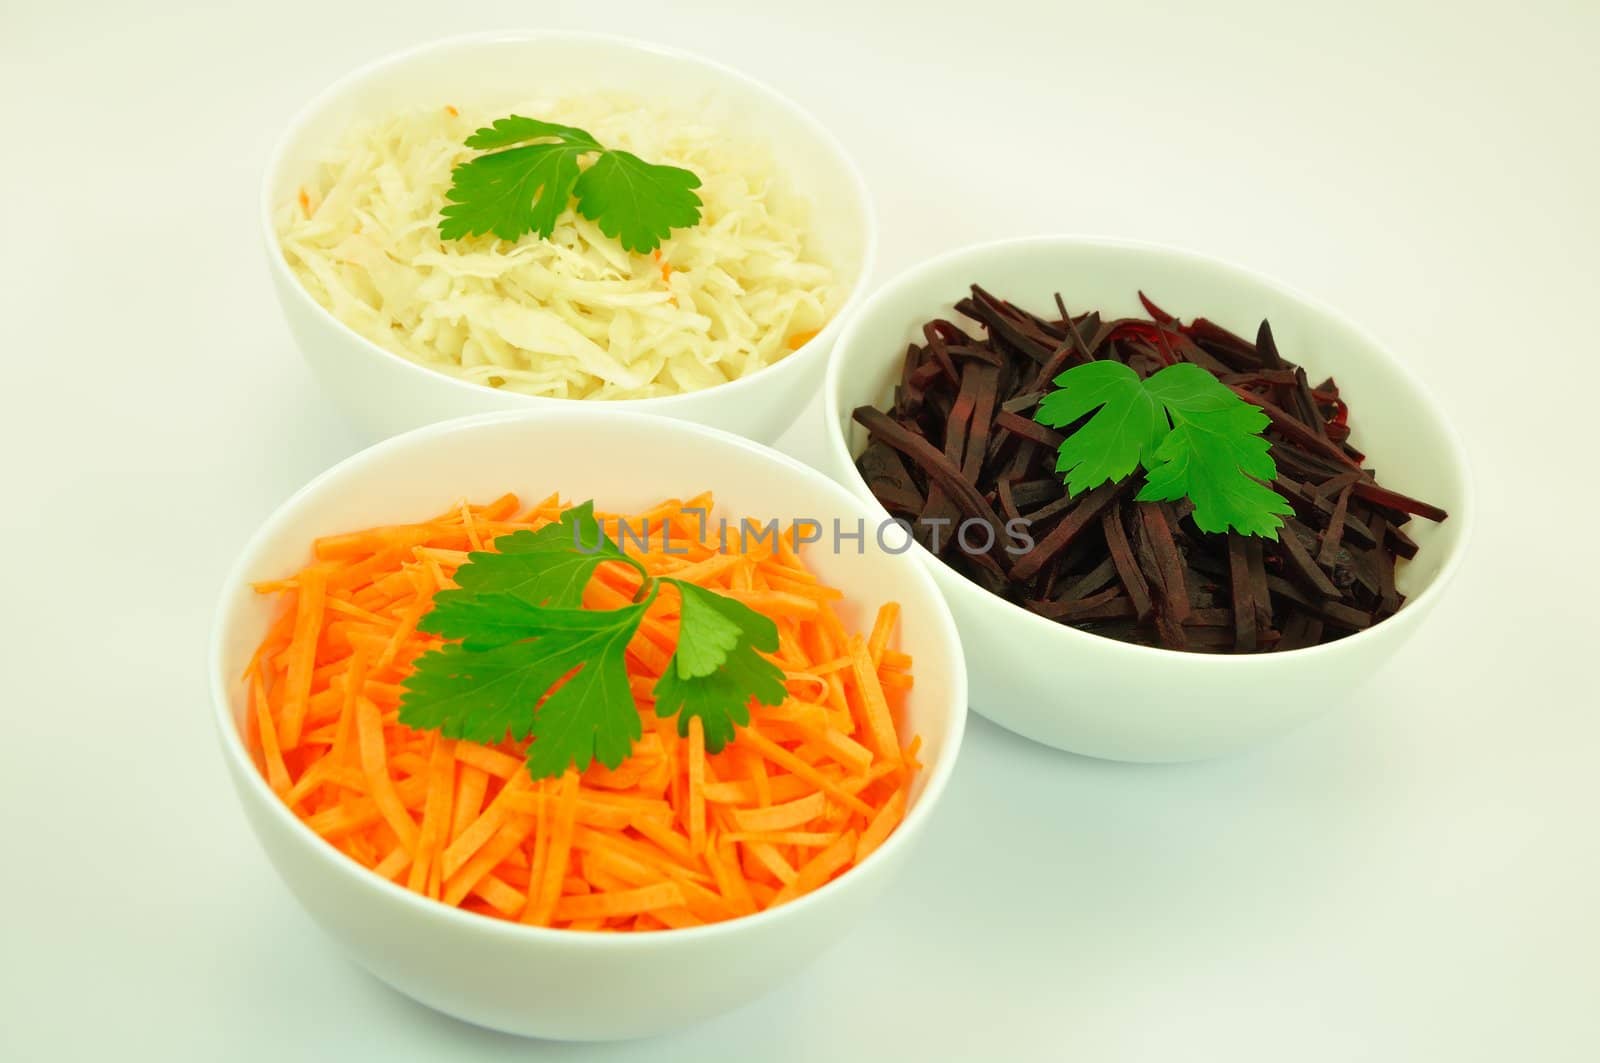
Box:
(826, 237), (1470, 608)
(214, 411), (962, 837)
(265, 32), (869, 301)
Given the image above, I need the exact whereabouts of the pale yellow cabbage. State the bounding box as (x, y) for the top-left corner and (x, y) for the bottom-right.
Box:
(275, 96), (840, 399)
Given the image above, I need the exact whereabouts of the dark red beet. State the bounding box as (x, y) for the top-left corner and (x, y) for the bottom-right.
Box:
(851, 285), (1448, 653)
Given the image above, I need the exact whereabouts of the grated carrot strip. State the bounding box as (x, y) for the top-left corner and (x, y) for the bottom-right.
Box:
(867, 602), (900, 667)
(355, 696), (418, 850)
(443, 814), (535, 908)
(855, 789), (907, 863)
(377, 572), (434, 671)
(453, 743), (522, 780)
(552, 881), (685, 922)
(687, 716), (706, 855)
(729, 792), (826, 833)
(246, 492), (921, 932)
(626, 815), (700, 872)
(880, 670), (914, 692)
(744, 841), (798, 885)
(250, 668), (292, 795)
(458, 500), (485, 552)
(521, 779), (550, 924)
(279, 566), (328, 748)
(700, 774), (813, 806)
(725, 831), (843, 847)
(738, 729), (874, 818)
(449, 765), (488, 841)
(440, 771), (531, 878)
(407, 737), (456, 895)
(772, 831), (857, 905)
(474, 874), (526, 917)
(849, 637), (902, 762)
(329, 648), (368, 766)
(526, 769), (580, 927)
(881, 648), (913, 670)
(705, 835), (757, 917)
(373, 845), (411, 882)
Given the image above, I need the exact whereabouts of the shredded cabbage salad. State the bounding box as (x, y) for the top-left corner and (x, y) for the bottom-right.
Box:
(275, 96), (842, 399)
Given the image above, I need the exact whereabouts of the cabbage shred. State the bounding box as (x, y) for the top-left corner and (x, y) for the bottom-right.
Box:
(276, 97), (842, 399)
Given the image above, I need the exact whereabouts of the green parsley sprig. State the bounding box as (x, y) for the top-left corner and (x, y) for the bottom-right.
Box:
(1035, 361), (1294, 538)
(398, 502), (785, 780)
(437, 116), (703, 253)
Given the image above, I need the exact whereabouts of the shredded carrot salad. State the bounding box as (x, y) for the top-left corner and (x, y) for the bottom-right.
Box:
(243, 493), (920, 931)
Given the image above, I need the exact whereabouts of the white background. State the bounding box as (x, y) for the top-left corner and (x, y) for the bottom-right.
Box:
(3, 1), (1597, 1059)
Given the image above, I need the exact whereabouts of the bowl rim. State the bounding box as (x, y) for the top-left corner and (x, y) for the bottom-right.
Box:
(822, 232), (1475, 666)
(208, 408), (967, 947)
(259, 29), (880, 411)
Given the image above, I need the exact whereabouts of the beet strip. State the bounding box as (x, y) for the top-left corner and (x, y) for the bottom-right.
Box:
(1057, 556), (1120, 602)
(1351, 481), (1449, 523)
(1011, 480), (1131, 580)
(961, 366), (1000, 483)
(1279, 518), (1342, 598)
(1310, 470), (1363, 498)
(851, 283), (1446, 654)
(1029, 585), (1136, 622)
(944, 364), (980, 472)
(1266, 576), (1373, 629)
(1226, 533), (1258, 651)
(994, 409), (1065, 449)
(1137, 504), (1192, 624)
(1229, 385), (1363, 470)
(858, 443), (925, 515)
(1102, 506), (1154, 622)
(1385, 521), (1420, 560)
(1374, 520), (1401, 613)
(852, 407), (1008, 545)
(1317, 484), (1353, 567)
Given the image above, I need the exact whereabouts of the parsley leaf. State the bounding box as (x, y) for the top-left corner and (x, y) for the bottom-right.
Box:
(402, 597), (648, 778)
(398, 502), (787, 780)
(1137, 411), (1294, 537)
(668, 580), (749, 679)
(463, 116), (600, 153)
(438, 115), (702, 253)
(654, 581), (786, 749)
(1036, 361), (1293, 538)
(573, 150), (706, 254)
(1034, 361), (1166, 494)
(424, 501), (643, 618)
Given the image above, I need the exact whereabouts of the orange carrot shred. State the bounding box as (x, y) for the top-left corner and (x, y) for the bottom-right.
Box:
(279, 566), (328, 748)
(773, 831), (857, 905)
(245, 493), (919, 931)
(552, 881), (684, 922)
(867, 602), (900, 667)
(687, 716), (706, 855)
(251, 669), (291, 795)
(522, 778), (550, 923)
(849, 637), (902, 763)
(407, 737), (456, 895)
(450, 765), (488, 842)
(527, 770), (580, 927)
(855, 789), (906, 863)
(355, 695), (418, 851)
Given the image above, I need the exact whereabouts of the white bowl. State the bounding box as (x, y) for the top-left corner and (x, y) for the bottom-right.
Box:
(261, 31), (877, 444)
(821, 235), (1472, 762)
(209, 410), (965, 1040)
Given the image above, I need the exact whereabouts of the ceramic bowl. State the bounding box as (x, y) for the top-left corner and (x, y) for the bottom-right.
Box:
(821, 235), (1471, 761)
(210, 409), (964, 1039)
(262, 31), (876, 444)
